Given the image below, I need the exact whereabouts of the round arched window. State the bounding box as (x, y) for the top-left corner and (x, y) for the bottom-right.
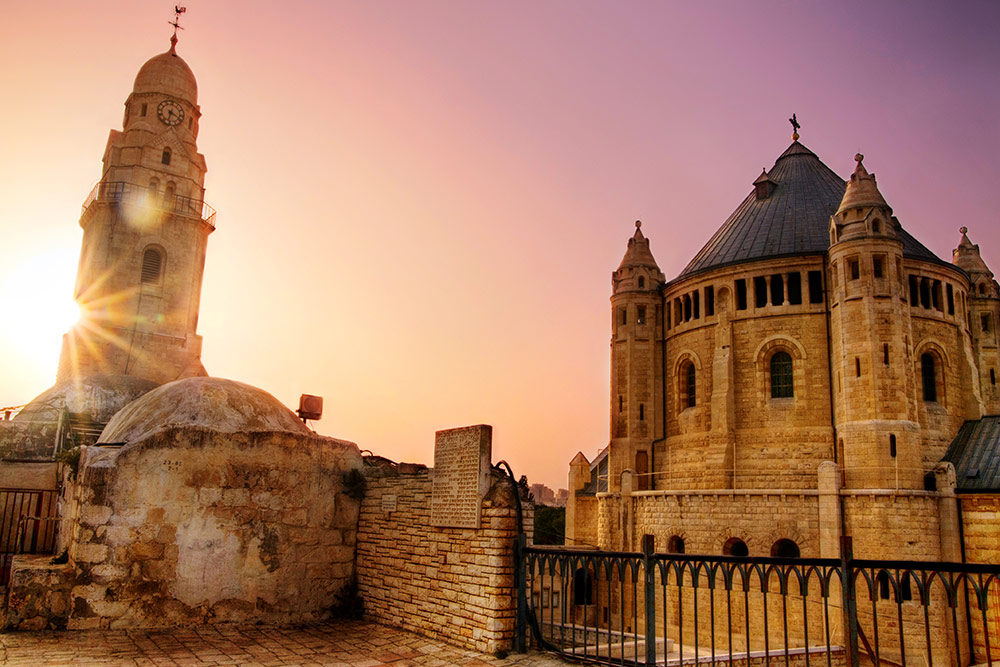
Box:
(770, 539), (800, 558)
(770, 351), (794, 398)
(723, 537), (748, 557)
(667, 535), (685, 554)
(141, 247), (163, 285)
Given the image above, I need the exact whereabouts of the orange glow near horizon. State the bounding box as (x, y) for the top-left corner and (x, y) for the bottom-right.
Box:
(1, 2), (999, 490)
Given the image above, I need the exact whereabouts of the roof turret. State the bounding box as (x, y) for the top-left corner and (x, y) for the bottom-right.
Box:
(953, 227), (995, 276)
(617, 221), (661, 271)
(836, 153), (889, 215)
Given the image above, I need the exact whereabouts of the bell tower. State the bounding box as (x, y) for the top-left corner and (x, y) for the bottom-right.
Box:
(57, 33), (214, 385)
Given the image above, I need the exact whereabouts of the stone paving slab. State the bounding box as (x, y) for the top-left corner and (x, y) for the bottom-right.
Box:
(0, 619), (572, 666)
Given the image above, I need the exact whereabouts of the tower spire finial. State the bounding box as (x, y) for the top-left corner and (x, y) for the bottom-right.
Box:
(169, 5), (187, 52)
(789, 113), (800, 141)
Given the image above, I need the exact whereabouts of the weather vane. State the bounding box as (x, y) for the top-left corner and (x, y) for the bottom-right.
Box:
(789, 113), (800, 141)
(169, 6), (187, 38)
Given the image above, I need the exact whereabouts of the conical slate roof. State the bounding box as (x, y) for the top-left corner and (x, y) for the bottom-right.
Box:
(676, 141), (942, 280)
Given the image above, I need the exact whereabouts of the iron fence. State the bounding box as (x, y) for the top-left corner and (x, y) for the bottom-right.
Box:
(81, 181), (216, 227)
(517, 537), (1000, 667)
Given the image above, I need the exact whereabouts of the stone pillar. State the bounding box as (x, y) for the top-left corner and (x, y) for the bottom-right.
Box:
(783, 273), (791, 306)
(620, 470), (634, 552)
(566, 453), (591, 545)
(818, 461), (842, 558)
(934, 462), (961, 562)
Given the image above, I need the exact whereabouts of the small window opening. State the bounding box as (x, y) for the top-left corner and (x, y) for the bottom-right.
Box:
(909, 276), (919, 306)
(706, 286), (715, 316)
(877, 572), (891, 600)
(855, 357), (861, 377)
(161, 148), (171, 165)
(637, 276), (645, 289)
(849, 258), (860, 281)
(637, 306), (646, 325)
(667, 536), (685, 554)
(921, 354), (937, 402)
(620, 307), (627, 326)
(685, 363), (696, 408)
(991, 369), (996, 386)
(770, 274), (785, 306)
(980, 283), (986, 295)
(983, 314), (992, 332)
(770, 539), (800, 558)
(890, 434), (897, 458)
(808, 271), (823, 304)
(932, 281), (943, 311)
(872, 219), (881, 234)
(618, 395), (623, 413)
(683, 294), (692, 322)
(723, 538), (749, 557)
(883, 344), (889, 366)
(674, 299), (682, 324)
(920, 280), (931, 309)
(736, 279), (748, 310)
(754, 276), (768, 308)
(693, 291), (700, 319)
(639, 404), (644, 421)
(873, 256), (884, 279)
(141, 103), (147, 116)
(788, 272), (802, 305)
(947, 284), (955, 315)
(573, 568), (594, 605)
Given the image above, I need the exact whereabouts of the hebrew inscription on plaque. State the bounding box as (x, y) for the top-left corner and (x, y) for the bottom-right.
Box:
(431, 424), (492, 528)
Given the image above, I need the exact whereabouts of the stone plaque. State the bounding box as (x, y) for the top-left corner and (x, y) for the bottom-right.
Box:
(431, 424), (492, 528)
(381, 494), (397, 513)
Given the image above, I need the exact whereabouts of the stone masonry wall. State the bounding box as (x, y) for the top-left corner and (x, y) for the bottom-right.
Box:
(357, 463), (531, 655)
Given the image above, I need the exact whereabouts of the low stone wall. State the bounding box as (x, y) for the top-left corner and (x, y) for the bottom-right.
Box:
(357, 462), (531, 655)
(64, 427), (362, 629)
(4, 555), (73, 630)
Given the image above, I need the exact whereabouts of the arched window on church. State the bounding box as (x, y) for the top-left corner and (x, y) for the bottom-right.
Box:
(667, 535), (685, 554)
(921, 353), (938, 402)
(723, 537), (748, 557)
(141, 247), (163, 285)
(164, 182), (176, 209)
(162, 147), (171, 165)
(148, 177), (159, 195)
(685, 362), (696, 408)
(770, 351), (794, 398)
(770, 539), (800, 558)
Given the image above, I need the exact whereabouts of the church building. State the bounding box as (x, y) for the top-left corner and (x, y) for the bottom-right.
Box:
(567, 128), (1000, 569)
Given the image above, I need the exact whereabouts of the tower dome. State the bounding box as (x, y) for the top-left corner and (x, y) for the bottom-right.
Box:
(132, 36), (198, 104)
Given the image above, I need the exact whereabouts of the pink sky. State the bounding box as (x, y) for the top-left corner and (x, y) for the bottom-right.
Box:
(1, 1), (998, 490)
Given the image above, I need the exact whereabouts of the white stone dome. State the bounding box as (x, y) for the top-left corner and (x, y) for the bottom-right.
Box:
(99, 377), (310, 445)
(132, 40), (198, 104)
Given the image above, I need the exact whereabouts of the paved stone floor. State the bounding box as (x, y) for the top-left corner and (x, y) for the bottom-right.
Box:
(0, 619), (573, 666)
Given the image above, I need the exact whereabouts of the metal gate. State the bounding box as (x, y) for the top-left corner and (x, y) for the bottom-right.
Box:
(0, 489), (59, 585)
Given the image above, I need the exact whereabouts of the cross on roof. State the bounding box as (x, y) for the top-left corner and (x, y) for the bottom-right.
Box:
(169, 6), (187, 36)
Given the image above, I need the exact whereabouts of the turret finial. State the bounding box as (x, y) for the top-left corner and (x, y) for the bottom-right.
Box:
(635, 220), (642, 229)
(960, 226), (969, 235)
(855, 153), (864, 163)
(789, 113), (800, 141)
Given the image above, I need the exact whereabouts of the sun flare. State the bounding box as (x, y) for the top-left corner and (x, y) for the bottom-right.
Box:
(0, 249), (81, 366)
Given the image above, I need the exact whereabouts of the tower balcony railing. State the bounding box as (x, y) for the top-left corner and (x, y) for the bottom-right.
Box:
(81, 181), (216, 228)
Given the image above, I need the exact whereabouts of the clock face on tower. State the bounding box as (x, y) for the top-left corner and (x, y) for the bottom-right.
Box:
(157, 99), (185, 126)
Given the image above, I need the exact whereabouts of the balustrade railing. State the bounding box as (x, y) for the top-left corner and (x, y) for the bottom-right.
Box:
(518, 539), (1000, 666)
(81, 181), (216, 227)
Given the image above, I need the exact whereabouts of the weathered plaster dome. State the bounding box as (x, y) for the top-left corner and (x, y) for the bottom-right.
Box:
(99, 377), (309, 444)
(15, 375), (157, 424)
(132, 38), (198, 104)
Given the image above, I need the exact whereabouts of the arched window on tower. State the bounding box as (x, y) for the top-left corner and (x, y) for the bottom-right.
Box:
(164, 181), (176, 209)
(161, 147), (171, 165)
(921, 353), (938, 402)
(667, 535), (685, 554)
(141, 247), (163, 285)
(770, 351), (794, 398)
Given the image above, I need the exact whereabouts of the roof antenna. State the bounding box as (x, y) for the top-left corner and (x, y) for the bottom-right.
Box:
(169, 5), (187, 52)
(789, 113), (800, 141)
